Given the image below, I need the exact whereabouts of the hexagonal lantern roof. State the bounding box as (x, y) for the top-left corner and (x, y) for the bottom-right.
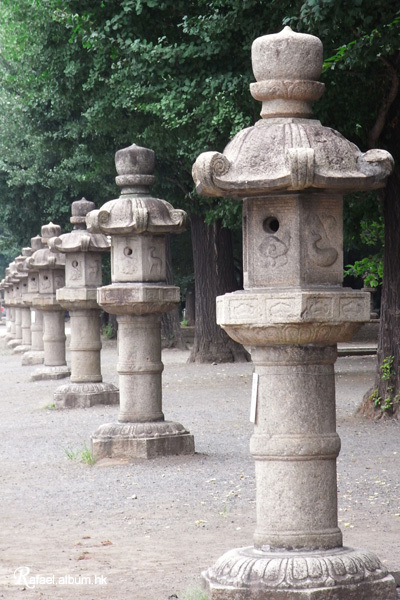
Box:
(86, 144), (187, 235)
(28, 222), (66, 270)
(192, 27), (393, 198)
(49, 198), (110, 254)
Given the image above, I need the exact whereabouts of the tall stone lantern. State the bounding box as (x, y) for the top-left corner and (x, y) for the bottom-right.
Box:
(21, 235), (46, 366)
(28, 222), (70, 381)
(86, 143), (195, 460)
(13, 248), (33, 354)
(2, 270), (14, 341)
(193, 27), (395, 600)
(1, 275), (11, 335)
(6, 261), (22, 349)
(48, 198), (119, 408)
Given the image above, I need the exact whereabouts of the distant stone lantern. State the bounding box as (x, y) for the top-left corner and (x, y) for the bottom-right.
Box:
(6, 261), (22, 349)
(13, 248), (33, 354)
(48, 198), (119, 408)
(193, 27), (395, 600)
(28, 222), (70, 381)
(22, 235), (46, 366)
(86, 143), (194, 460)
(1, 270), (13, 339)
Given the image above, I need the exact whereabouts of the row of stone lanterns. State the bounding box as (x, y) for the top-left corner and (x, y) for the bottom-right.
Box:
(0, 147), (194, 462)
(0, 25), (396, 600)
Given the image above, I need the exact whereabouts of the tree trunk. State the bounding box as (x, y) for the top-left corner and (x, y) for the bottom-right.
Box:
(161, 234), (187, 350)
(358, 62), (400, 419)
(188, 214), (249, 363)
(358, 172), (400, 418)
(185, 283), (195, 325)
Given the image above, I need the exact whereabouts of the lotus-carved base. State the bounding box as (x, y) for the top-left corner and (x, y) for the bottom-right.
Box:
(30, 364), (71, 381)
(204, 546), (396, 599)
(91, 420), (195, 460)
(54, 381), (119, 409)
(21, 350), (44, 366)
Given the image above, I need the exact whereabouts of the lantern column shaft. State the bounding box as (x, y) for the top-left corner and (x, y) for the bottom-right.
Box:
(69, 309), (102, 383)
(117, 314), (164, 423)
(251, 344), (342, 551)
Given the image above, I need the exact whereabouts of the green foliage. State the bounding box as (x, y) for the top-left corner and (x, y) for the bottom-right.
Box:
(380, 354), (394, 381)
(371, 355), (400, 413)
(101, 323), (115, 339)
(344, 217), (384, 287)
(182, 587), (209, 600)
(64, 443), (96, 466)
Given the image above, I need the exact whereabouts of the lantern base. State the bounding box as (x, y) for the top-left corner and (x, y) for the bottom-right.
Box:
(91, 420), (195, 460)
(30, 364), (70, 381)
(21, 350), (44, 366)
(12, 344), (31, 354)
(204, 546), (396, 600)
(54, 381), (119, 409)
(7, 338), (22, 349)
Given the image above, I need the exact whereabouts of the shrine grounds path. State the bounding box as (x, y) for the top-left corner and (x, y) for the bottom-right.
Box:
(0, 325), (399, 599)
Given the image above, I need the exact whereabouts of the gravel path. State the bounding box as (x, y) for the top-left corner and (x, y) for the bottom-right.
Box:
(0, 326), (399, 599)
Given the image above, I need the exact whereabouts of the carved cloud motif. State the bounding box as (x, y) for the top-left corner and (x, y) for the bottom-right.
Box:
(258, 232), (290, 268)
(148, 247), (163, 277)
(306, 213), (338, 267)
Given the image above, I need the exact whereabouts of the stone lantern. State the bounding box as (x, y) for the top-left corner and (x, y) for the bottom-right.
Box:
(192, 27), (395, 600)
(48, 198), (119, 408)
(28, 222), (70, 381)
(0, 278), (6, 328)
(2, 270), (14, 340)
(86, 143), (195, 460)
(13, 248), (33, 354)
(21, 235), (46, 366)
(6, 261), (22, 349)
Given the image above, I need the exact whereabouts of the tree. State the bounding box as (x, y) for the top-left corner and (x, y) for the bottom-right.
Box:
(0, 0), (296, 361)
(287, 1), (400, 417)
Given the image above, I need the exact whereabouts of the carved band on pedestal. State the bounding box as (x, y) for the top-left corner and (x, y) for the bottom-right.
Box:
(204, 547), (393, 599)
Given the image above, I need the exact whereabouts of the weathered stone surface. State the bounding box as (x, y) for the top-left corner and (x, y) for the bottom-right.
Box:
(31, 364), (71, 381)
(217, 289), (369, 345)
(98, 283), (180, 315)
(242, 194), (343, 288)
(91, 421), (194, 460)
(204, 546), (396, 600)
(54, 382), (119, 409)
(88, 144), (194, 460)
(192, 27), (393, 198)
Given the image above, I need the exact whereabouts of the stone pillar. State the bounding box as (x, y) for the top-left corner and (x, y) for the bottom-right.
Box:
(117, 314), (164, 423)
(48, 198), (118, 408)
(22, 235), (45, 366)
(192, 27), (396, 600)
(29, 222), (70, 381)
(87, 143), (194, 460)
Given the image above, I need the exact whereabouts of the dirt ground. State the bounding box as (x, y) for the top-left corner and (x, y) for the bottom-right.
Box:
(0, 325), (399, 599)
